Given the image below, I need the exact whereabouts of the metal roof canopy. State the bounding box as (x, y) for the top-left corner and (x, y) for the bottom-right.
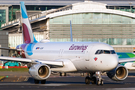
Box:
(0, 0), (84, 5)
(0, 0), (135, 6)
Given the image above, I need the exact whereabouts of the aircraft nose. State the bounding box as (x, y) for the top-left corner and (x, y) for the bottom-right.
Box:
(108, 55), (118, 70)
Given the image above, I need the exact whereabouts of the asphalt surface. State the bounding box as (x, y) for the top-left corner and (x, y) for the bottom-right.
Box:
(0, 71), (135, 90)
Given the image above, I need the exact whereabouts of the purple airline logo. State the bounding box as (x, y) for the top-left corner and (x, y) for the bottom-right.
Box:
(69, 44), (88, 52)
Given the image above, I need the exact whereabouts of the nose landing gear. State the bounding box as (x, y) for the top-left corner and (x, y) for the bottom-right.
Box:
(96, 71), (103, 85)
(85, 71), (104, 85)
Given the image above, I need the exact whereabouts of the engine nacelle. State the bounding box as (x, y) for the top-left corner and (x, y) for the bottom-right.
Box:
(107, 64), (128, 81)
(29, 63), (51, 80)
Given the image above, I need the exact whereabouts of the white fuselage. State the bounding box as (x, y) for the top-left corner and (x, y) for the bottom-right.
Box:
(21, 42), (118, 72)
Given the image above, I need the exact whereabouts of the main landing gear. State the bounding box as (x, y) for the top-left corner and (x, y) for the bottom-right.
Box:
(85, 71), (103, 85)
(34, 79), (46, 84)
(60, 72), (66, 76)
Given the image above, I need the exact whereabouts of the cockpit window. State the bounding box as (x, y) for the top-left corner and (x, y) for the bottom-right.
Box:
(104, 50), (110, 54)
(95, 50), (116, 54)
(95, 50), (100, 54)
(99, 50), (103, 54)
(95, 50), (103, 54)
(111, 50), (116, 54)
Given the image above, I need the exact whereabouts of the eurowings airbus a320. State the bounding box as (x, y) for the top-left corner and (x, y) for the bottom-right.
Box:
(0, 1), (135, 85)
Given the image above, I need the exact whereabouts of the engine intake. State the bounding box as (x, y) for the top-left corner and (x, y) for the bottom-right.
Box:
(107, 65), (128, 81)
(29, 63), (51, 80)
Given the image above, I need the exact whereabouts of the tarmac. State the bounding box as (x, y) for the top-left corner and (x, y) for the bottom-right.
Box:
(0, 71), (135, 90)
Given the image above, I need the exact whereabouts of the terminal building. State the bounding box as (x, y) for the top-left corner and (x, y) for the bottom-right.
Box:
(1, 0), (135, 54)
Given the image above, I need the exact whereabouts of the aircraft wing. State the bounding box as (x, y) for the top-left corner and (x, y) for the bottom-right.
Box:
(0, 47), (21, 51)
(0, 56), (63, 67)
(119, 58), (135, 63)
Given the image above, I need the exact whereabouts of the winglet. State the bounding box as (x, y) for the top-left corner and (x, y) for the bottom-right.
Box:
(20, 1), (37, 43)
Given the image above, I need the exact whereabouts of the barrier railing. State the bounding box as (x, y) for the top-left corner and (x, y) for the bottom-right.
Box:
(1, 12), (47, 28)
(1, 5), (72, 28)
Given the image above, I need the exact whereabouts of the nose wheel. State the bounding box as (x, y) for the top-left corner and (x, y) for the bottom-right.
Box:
(96, 71), (104, 85)
(85, 71), (104, 85)
(97, 79), (103, 85)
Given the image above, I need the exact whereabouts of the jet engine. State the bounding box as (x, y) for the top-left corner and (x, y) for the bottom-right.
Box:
(107, 65), (128, 81)
(29, 63), (51, 80)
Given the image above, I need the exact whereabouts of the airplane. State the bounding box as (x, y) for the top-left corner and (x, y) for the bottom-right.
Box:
(117, 52), (135, 70)
(0, 1), (135, 85)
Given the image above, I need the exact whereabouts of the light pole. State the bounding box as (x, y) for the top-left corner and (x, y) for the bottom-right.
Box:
(129, 2), (132, 12)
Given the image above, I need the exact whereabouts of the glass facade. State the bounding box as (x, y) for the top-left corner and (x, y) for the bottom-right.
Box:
(50, 13), (135, 24)
(107, 6), (135, 13)
(9, 6), (20, 21)
(0, 10), (6, 29)
(49, 13), (135, 45)
(9, 33), (44, 48)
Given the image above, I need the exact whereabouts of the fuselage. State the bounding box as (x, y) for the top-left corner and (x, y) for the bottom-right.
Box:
(16, 42), (118, 72)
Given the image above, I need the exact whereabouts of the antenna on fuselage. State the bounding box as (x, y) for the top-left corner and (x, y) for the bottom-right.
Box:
(70, 20), (73, 42)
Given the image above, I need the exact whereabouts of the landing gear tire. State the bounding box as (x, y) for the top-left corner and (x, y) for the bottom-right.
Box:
(96, 79), (104, 85)
(41, 80), (46, 84)
(100, 80), (103, 85)
(64, 73), (66, 76)
(60, 72), (62, 76)
(91, 76), (96, 84)
(60, 72), (66, 76)
(34, 79), (39, 84)
(97, 79), (101, 85)
(85, 76), (90, 84)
